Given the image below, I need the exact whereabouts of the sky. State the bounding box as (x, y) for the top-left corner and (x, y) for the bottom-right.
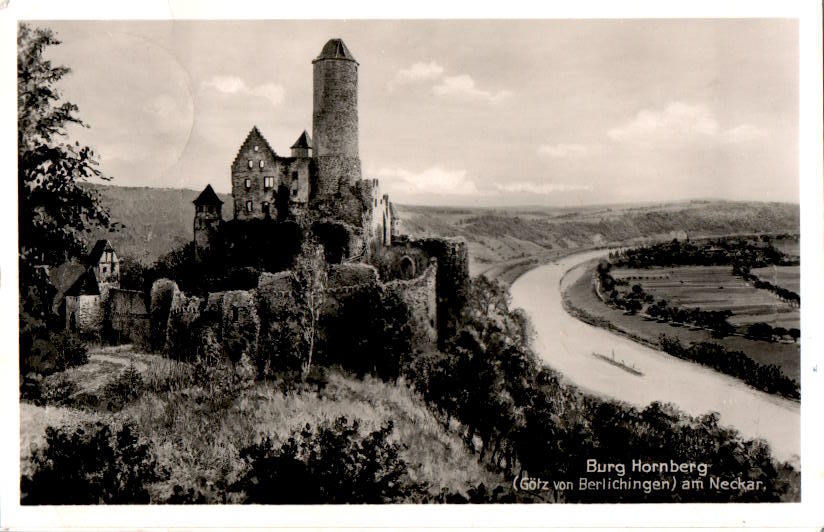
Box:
(35, 19), (799, 207)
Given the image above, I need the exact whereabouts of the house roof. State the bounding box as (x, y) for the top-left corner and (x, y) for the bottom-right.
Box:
(231, 126), (278, 168)
(193, 184), (223, 206)
(64, 269), (100, 297)
(86, 239), (115, 266)
(314, 38), (357, 63)
(290, 130), (312, 149)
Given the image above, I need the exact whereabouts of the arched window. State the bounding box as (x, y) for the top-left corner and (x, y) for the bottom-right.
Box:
(245, 200), (253, 212)
(245, 178), (251, 189)
(260, 160), (265, 169)
(248, 160), (253, 169)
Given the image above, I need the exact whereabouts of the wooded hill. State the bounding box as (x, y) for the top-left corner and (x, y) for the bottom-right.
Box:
(87, 184), (799, 269)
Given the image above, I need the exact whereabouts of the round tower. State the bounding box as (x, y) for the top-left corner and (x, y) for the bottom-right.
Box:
(312, 38), (361, 195)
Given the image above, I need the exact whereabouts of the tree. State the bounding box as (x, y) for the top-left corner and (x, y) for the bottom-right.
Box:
(18, 23), (113, 322)
(293, 238), (327, 375)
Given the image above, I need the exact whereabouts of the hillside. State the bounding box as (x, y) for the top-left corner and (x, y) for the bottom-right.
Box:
(88, 184), (799, 275)
(87, 184), (231, 264)
(394, 201), (799, 278)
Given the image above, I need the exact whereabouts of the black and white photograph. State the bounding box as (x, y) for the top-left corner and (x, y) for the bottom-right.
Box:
(3, 2), (823, 529)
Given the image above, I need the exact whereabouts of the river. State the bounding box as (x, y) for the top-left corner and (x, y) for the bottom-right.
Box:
(509, 249), (800, 465)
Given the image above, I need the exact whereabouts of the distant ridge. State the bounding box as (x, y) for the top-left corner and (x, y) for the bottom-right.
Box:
(85, 183), (799, 268)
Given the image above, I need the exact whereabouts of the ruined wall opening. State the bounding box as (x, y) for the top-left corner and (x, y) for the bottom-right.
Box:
(400, 256), (416, 279)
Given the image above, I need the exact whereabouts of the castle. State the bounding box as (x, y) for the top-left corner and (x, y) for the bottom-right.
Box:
(192, 39), (394, 265)
(64, 39), (469, 360)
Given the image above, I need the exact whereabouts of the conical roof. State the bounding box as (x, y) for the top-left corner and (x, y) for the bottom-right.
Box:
(290, 130), (312, 149)
(314, 38), (357, 63)
(193, 184), (223, 206)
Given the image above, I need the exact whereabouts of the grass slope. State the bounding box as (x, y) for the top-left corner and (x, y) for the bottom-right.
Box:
(20, 345), (504, 503)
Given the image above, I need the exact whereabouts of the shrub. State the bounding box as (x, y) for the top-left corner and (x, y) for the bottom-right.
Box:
(102, 362), (144, 411)
(235, 417), (421, 503)
(21, 373), (78, 406)
(21, 421), (163, 504)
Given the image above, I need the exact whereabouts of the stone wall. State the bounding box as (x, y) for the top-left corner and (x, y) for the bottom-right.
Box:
(65, 294), (102, 335)
(395, 235), (470, 346)
(149, 279), (179, 352)
(385, 260), (437, 349)
(106, 288), (148, 345)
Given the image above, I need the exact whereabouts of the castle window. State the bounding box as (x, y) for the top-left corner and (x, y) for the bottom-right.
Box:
(264, 176), (275, 190)
(260, 160), (265, 169)
(291, 187), (298, 197)
(102, 265), (108, 274)
(292, 171), (298, 181)
(248, 160), (253, 169)
(232, 307), (239, 322)
(262, 202), (270, 215)
(245, 178), (251, 189)
(245, 200), (253, 213)
(254, 145), (259, 152)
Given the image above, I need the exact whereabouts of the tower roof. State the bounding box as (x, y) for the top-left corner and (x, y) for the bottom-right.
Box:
(193, 184), (223, 206)
(290, 130), (312, 149)
(314, 38), (357, 63)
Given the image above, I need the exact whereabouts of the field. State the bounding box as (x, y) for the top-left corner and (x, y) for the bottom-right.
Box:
(563, 262), (800, 381)
(751, 265), (801, 295)
(612, 266), (799, 331)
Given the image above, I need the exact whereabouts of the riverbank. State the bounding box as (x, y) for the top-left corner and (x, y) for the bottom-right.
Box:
(509, 249), (800, 465)
(560, 259), (800, 382)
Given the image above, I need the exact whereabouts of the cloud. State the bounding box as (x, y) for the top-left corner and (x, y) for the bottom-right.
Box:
(202, 76), (285, 107)
(143, 94), (194, 135)
(723, 124), (767, 143)
(432, 75), (512, 103)
(538, 143), (591, 158)
(494, 181), (593, 194)
(393, 61), (444, 85)
(376, 166), (480, 195)
(608, 102), (766, 147)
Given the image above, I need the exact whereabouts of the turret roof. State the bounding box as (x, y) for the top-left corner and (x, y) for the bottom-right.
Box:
(193, 184), (223, 206)
(290, 130), (312, 149)
(314, 38), (357, 63)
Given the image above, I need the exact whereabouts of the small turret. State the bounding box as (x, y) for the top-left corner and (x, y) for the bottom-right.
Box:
(290, 130), (312, 158)
(193, 184), (224, 262)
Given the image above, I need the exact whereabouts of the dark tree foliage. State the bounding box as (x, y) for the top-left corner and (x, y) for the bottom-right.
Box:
(18, 24), (113, 311)
(404, 276), (798, 502)
(236, 417), (419, 503)
(18, 24), (114, 381)
(659, 334), (798, 399)
(21, 421), (162, 504)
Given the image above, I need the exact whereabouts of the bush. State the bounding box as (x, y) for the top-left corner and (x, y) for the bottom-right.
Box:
(101, 362), (144, 411)
(21, 421), (163, 504)
(235, 417), (421, 503)
(20, 373), (78, 406)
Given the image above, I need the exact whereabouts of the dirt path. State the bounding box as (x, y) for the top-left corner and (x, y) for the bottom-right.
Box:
(510, 249), (800, 465)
